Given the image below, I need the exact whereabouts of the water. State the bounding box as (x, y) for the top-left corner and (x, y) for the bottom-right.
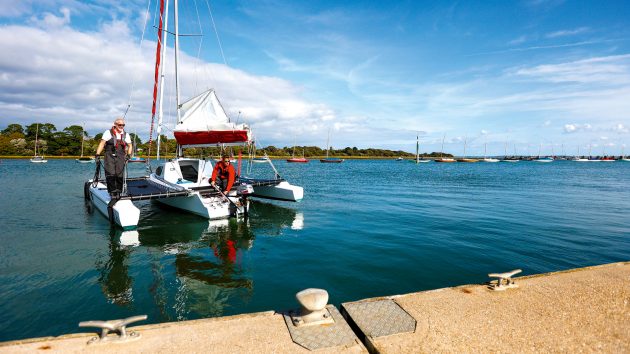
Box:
(1, 159), (629, 341)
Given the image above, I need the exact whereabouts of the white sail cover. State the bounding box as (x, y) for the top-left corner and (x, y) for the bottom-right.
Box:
(174, 89), (251, 146)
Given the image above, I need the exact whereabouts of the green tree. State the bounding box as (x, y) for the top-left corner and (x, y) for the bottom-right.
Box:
(2, 124), (24, 135)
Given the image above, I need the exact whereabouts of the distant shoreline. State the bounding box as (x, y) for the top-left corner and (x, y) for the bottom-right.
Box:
(0, 155), (434, 160)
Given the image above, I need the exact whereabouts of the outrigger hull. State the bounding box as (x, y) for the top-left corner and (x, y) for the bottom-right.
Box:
(239, 178), (303, 202)
(88, 180), (140, 230)
(154, 192), (247, 219)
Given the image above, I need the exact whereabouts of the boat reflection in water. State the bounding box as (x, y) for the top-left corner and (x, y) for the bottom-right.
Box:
(96, 229), (138, 306)
(96, 201), (301, 320)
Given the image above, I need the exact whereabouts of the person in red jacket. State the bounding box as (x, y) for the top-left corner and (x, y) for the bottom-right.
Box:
(210, 154), (235, 193)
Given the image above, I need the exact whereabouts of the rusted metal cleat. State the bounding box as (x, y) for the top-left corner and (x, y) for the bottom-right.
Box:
(488, 269), (522, 291)
(79, 315), (147, 344)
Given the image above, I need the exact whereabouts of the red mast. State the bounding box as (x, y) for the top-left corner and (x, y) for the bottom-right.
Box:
(147, 0), (165, 158)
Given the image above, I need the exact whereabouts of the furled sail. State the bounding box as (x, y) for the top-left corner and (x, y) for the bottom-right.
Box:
(174, 89), (251, 146)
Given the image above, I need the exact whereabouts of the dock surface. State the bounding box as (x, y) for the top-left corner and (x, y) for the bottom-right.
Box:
(2, 262), (628, 353)
(344, 261), (629, 353)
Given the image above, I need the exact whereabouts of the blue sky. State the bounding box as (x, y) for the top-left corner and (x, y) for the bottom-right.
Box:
(1, 0), (629, 156)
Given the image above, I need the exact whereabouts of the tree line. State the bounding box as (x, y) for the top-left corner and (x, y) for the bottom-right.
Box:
(0, 123), (451, 158)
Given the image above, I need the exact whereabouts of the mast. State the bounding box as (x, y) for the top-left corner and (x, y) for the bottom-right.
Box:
(440, 134), (445, 158)
(148, 0), (165, 162)
(463, 136), (467, 158)
(34, 123), (39, 157)
(415, 133), (419, 163)
(156, 0), (170, 161)
(174, 0), (183, 158)
(80, 123), (85, 157)
(325, 129), (330, 158)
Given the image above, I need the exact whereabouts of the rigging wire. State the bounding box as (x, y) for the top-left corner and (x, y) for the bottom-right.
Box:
(205, 0), (227, 65)
(192, 0), (204, 94)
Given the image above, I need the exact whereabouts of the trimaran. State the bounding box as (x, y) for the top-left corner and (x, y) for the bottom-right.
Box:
(85, 0), (303, 229)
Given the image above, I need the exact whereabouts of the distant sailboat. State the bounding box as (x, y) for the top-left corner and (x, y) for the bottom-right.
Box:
(435, 134), (455, 163)
(574, 145), (588, 162)
(412, 134), (430, 163)
(620, 146), (630, 162)
(287, 137), (308, 163)
(534, 143), (553, 162)
(76, 124), (94, 163)
(128, 131), (146, 163)
(30, 123), (48, 163)
(457, 136), (478, 162)
(320, 129), (344, 163)
(500, 142), (519, 162)
(586, 144), (601, 162)
(482, 143), (499, 162)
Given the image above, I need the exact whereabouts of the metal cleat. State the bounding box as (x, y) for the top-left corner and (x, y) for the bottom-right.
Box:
(289, 288), (335, 327)
(79, 315), (147, 344)
(488, 269), (522, 291)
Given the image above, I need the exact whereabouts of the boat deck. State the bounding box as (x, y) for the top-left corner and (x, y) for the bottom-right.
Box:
(95, 176), (286, 201)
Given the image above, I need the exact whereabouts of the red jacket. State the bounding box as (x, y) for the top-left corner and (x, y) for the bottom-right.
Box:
(211, 161), (235, 191)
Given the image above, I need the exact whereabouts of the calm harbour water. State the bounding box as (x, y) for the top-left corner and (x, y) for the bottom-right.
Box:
(1, 158), (629, 341)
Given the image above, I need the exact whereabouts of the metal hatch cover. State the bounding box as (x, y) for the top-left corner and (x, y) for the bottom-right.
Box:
(341, 299), (416, 338)
(282, 305), (361, 351)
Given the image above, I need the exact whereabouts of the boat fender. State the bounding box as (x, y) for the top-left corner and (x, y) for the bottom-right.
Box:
(107, 197), (119, 225)
(84, 182), (92, 201)
(237, 183), (254, 196)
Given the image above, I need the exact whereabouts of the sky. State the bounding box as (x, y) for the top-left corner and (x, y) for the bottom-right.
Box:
(1, 0), (630, 156)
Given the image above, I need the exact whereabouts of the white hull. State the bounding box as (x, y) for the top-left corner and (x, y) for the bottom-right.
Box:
(534, 159), (553, 163)
(482, 158), (500, 162)
(155, 191), (246, 219)
(88, 181), (140, 229)
(251, 181), (303, 202)
(30, 157), (48, 163)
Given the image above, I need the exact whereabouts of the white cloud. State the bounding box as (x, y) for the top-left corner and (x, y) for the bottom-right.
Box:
(563, 123), (592, 133)
(613, 123), (629, 133)
(0, 17), (337, 145)
(564, 124), (577, 133)
(545, 27), (590, 38)
(513, 54), (630, 84)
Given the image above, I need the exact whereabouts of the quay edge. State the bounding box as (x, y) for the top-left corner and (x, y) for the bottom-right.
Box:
(1, 261), (628, 353)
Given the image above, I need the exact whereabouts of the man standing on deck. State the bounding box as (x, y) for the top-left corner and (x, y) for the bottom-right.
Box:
(96, 118), (133, 197)
(210, 154), (235, 194)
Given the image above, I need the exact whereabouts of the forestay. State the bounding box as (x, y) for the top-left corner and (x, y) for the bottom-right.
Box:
(174, 89), (251, 147)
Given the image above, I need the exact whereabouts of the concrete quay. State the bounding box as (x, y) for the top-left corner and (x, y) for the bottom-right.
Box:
(1, 261), (628, 353)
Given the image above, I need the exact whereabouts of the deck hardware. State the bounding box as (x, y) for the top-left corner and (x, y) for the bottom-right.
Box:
(488, 269), (522, 291)
(290, 288), (335, 327)
(79, 315), (147, 344)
